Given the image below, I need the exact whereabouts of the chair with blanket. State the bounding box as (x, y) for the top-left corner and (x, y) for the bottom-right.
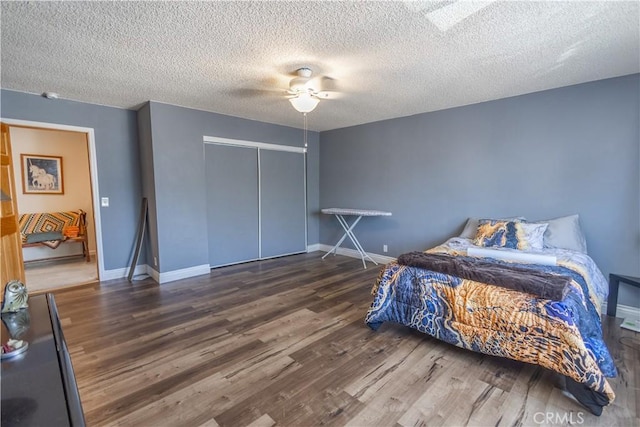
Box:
(18, 210), (90, 262)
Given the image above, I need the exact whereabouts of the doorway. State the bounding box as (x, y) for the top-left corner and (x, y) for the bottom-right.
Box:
(2, 119), (103, 293)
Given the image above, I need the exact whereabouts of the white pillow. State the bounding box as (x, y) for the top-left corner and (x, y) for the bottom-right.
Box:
(459, 216), (526, 239)
(467, 247), (557, 265)
(533, 214), (588, 253)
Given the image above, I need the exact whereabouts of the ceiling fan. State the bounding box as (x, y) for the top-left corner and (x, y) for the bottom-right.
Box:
(286, 67), (335, 114)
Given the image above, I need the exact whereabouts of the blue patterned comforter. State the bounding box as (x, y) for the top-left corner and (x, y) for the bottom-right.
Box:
(365, 238), (616, 405)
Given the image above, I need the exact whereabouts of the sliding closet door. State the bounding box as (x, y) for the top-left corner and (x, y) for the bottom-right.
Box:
(259, 149), (306, 258)
(205, 144), (259, 267)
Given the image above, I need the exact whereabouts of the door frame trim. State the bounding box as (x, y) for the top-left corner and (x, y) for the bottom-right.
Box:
(0, 118), (104, 280)
(203, 136), (306, 153)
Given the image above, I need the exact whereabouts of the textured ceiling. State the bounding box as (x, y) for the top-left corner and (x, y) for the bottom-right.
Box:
(1, 1), (638, 131)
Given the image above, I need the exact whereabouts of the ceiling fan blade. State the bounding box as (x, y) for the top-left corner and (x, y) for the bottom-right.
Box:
(305, 75), (328, 92)
(315, 91), (342, 100)
(319, 75), (340, 92)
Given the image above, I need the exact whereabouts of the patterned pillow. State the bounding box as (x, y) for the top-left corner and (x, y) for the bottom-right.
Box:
(518, 222), (548, 250)
(473, 220), (518, 248)
(459, 216), (526, 239)
(473, 220), (548, 250)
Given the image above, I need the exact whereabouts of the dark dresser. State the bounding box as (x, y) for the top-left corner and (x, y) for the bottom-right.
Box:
(1, 294), (85, 426)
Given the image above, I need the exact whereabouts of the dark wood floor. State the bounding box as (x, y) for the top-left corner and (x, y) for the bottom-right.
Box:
(53, 252), (639, 427)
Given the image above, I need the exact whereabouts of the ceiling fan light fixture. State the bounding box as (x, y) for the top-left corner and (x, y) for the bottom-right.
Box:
(290, 67), (313, 89)
(289, 92), (319, 113)
(289, 76), (312, 92)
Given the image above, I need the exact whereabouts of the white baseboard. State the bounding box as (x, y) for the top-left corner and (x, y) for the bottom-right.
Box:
(316, 244), (396, 265)
(146, 266), (160, 283)
(102, 263), (210, 284)
(101, 264), (149, 281)
(148, 264), (210, 284)
(307, 243), (321, 253)
(601, 301), (640, 320)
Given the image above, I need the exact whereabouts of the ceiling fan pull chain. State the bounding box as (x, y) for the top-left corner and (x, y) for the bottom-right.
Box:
(303, 112), (308, 149)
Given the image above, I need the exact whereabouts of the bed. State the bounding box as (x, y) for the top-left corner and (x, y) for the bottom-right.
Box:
(364, 216), (616, 415)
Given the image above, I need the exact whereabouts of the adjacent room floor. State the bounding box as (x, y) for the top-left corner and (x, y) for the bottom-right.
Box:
(25, 257), (98, 294)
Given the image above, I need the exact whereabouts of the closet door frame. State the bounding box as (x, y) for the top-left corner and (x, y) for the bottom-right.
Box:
(203, 136), (307, 262)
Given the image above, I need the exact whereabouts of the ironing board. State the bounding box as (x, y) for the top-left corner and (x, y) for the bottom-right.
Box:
(321, 208), (392, 268)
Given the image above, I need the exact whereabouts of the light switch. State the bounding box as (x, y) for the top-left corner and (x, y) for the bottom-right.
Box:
(101, 197), (109, 207)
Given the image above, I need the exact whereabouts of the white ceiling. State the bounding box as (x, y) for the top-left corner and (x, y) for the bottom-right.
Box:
(1, 1), (638, 132)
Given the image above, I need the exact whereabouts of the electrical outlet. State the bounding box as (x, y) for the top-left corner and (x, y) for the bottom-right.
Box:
(383, 244), (388, 253)
(101, 197), (109, 207)
(621, 318), (640, 332)
(153, 256), (158, 267)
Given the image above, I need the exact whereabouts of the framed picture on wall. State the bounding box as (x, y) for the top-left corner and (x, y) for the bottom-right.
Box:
(20, 154), (64, 194)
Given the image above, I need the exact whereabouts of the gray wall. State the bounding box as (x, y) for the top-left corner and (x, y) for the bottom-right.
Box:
(146, 101), (320, 273)
(320, 74), (640, 308)
(0, 89), (144, 271)
(136, 103), (159, 270)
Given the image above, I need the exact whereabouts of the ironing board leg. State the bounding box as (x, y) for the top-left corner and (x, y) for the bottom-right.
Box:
(322, 214), (377, 268)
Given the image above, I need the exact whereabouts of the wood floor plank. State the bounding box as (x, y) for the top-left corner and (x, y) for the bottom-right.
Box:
(345, 336), (448, 426)
(51, 252), (637, 426)
(213, 323), (393, 426)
